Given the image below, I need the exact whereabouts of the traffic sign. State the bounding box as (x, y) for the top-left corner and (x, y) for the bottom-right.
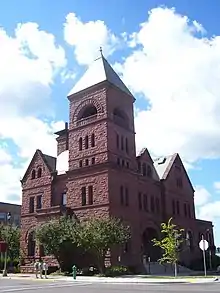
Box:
(199, 239), (209, 251)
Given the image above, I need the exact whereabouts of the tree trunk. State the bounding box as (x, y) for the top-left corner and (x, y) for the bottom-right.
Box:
(97, 252), (105, 275)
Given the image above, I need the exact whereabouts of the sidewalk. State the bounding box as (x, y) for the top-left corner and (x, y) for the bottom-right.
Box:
(1, 273), (219, 284)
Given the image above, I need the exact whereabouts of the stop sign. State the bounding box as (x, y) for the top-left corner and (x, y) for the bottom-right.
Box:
(0, 241), (8, 253)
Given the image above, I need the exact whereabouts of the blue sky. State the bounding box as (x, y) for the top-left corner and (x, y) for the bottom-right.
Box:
(0, 0), (220, 245)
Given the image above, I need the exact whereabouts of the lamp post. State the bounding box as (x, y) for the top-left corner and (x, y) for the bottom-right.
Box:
(2, 212), (11, 277)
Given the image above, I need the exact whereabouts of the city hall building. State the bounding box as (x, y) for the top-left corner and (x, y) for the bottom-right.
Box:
(20, 53), (214, 272)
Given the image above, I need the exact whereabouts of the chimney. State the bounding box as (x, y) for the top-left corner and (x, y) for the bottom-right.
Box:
(54, 122), (69, 156)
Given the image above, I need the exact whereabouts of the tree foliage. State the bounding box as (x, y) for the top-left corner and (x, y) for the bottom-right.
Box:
(78, 217), (131, 273)
(35, 216), (78, 268)
(0, 224), (20, 260)
(152, 218), (184, 276)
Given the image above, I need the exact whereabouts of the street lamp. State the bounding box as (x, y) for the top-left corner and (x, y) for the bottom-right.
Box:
(2, 212), (11, 277)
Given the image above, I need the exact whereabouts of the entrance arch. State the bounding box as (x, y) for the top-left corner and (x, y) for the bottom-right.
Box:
(142, 227), (161, 261)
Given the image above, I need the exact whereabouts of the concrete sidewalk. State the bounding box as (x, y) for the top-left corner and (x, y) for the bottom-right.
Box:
(1, 273), (219, 284)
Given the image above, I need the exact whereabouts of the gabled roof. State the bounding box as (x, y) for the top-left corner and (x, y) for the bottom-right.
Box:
(154, 154), (176, 180)
(67, 54), (133, 97)
(137, 147), (153, 163)
(154, 153), (194, 191)
(21, 149), (56, 183)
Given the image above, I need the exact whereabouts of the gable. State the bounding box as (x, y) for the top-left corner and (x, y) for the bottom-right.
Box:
(154, 153), (194, 192)
(21, 149), (56, 184)
(137, 148), (160, 181)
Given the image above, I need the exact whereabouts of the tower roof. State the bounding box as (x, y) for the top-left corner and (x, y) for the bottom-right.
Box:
(67, 54), (133, 97)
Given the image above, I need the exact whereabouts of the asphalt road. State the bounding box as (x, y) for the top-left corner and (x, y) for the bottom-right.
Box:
(0, 279), (220, 292)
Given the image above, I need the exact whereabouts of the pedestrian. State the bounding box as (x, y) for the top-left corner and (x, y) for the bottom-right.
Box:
(39, 259), (43, 279)
(43, 261), (48, 279)
(34, 260), (39, 278)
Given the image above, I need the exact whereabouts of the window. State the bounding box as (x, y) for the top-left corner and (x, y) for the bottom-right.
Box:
(138, 192), (142, 210)
(85, 159), (89, 166)
(155, 198), (160, 213)
(138, 161), (141, 173)
(125, 188), (129, 206)
(0, 212), (6, 223)
(147, 166), (152, 178)
(172, 200), (176, 215)
(142, 163), (146, 176)
(29, 197), (35, 213)
(188, 204), (191, 218)
(79, 105), (97, 119)
(125, 138), (129, 153)
(37, 168), (42, 178)
(31, 169), (36, 179)
(92, 157), (95, 165)
(79, 160), (82, 167)
(36, 195), (42, 209)
(117, 158), (120, 165)
(62, 192), (67, 206)
(91, 133), (95, 147)
(143, 194), (148, 212)
(116, 133), (119, 149)
(122, 159), (125, 167)
(79, 137), (82, 151)
(184, 203), (187, 217)
(121, 136), (124, 150)
(150, 196), (155, 212)
(120, 186), (124, 205)
(85, 136), (89, 149)
(81, 187), (86, 206)
(176, 201), (180, 215)
(88, 186), (93, 205)
(126, 162), (129, 168)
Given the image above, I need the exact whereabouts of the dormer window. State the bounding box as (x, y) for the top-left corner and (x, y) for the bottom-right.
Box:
(31, 170), (36, 180)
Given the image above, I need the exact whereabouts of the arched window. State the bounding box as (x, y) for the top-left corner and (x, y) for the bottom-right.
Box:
(28, 231), (35, 256)
(91, 133), (95, 147)
(79, 137), (82, 151)
(85, 136), (89, 149)
(37, 168), (42, 178)
(31, 169), (36, 180)
(78, 105), (97, 120)
(186, 231), (194, 251)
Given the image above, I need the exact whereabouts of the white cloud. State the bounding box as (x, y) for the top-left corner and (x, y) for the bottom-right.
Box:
(0, 22), (66, 203)
(64, 12), (119, 65)
(214, 181), (220, 193)
(194, 186), (211, 206)
(197, 201), (220, 222)
(116, 7), (220, 162)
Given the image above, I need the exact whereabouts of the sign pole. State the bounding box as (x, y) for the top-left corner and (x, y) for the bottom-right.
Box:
(202, 235), (207, 277)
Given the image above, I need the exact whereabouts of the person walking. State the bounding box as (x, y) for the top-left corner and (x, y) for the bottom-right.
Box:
(38, 259), (43, 279)
(43, 261), (48, 279)
(34, 260), (39, 278)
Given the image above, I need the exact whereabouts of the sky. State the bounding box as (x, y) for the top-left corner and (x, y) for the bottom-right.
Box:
(0, 0), (220, 245)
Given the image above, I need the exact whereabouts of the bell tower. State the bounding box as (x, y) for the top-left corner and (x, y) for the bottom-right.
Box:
(66, 52), (136, 212)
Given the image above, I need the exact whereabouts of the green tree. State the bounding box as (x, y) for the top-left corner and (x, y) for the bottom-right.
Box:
(35, 216), (78, 270)
(152, 218), (184, 277)
(0, 224), (20, 260)
(78, 217), (130, 274)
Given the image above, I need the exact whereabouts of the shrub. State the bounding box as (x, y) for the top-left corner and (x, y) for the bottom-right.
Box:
(105, 265), (129, 277)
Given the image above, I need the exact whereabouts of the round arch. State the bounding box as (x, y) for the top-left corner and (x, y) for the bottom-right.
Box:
(142, 227), (161, 261)
(73, 99), (103, 122)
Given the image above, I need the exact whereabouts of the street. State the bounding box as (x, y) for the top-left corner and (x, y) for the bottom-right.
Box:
(0, 279), (220, 292)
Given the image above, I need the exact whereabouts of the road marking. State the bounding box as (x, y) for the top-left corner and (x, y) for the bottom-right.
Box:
(0, 283), (91, 292)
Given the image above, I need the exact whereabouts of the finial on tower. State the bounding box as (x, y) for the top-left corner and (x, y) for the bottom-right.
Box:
(99, 46), (103, 56)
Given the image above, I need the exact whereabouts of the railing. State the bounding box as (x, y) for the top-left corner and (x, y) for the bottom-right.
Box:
(76, 114), (97, 127)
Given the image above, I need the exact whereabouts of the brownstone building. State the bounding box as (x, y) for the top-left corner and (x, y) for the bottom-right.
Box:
(20, 53), (214, 272)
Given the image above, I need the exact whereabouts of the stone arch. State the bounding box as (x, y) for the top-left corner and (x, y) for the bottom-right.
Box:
(113, 107), (129, 128)
(142, 227), (161, 261)
(31, 169), (36, 179)
(73, 99), (103, 122)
